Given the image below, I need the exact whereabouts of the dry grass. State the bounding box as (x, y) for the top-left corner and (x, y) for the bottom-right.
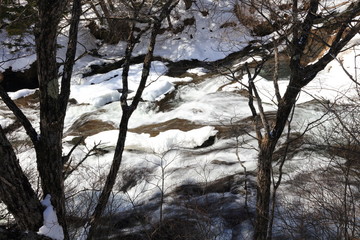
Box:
(13, 90), (40, 109)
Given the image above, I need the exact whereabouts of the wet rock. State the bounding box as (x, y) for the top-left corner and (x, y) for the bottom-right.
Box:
(129, 118), (204, 137)
(0, 62), (38, 92)
(210, 159), (238, 166)
(66, 117), (116, 138)
(195, 135), (216, 148)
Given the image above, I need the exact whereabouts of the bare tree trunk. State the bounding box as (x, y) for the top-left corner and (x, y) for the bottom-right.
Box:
(252, 1), (360, 238)
(34, 0), (82, 239)
(0, 0), (81, 235)
(254, 146), (271, 240)
(34, 4), (67, 232)
(86, 20), (161, 240)
(85, 1), (179, 238)
(267, 103), (299, 240)
(254, 139), (275, 240)
(0, 126), (43, 231)
(86, 108), (132, 239)
(254, 77), (301, 239)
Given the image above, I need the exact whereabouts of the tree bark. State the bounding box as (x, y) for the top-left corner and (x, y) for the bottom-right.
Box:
(0, 126), (43, 231)
(254, 84), (300, 240)
(86, 1), (180, 239)
(254, 138), (274, 240)
(0, 0), (81, 235)
(34, 0), (82, 239)
(253, 1), (360, 238)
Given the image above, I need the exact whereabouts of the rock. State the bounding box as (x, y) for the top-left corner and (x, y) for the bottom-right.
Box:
(210, 159), (238, 166)
(0, 62), (38, 92)
(66, 118), (116, 138)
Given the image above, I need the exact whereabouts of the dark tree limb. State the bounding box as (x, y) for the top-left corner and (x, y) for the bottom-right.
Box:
(0, 126), (43, 232)
(305, 21), (360, 83)
(63, 140), (101, 180)
(254, 1), (360, 240)
(85, 1), (180, 239)
(34, 0), (82, 239)
(60, 0), (83, 112)
(0, 85), (39, 145)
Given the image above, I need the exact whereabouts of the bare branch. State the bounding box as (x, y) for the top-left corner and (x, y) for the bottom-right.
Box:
(273, 39), (281, 103)
(64, 141), (102, 180)
(60, 0), (82, 112)
(62, 136), (84, 165)
(0, 86), (39, 144)
(304, 1), (360, 82)
(85, 1), (180, 238)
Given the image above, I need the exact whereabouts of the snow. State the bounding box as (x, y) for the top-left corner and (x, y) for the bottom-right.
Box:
(69, 61), (179, 106)
(149, 126), (217, 152)
(1, 0), (360, 239)
(85, 126), (218, 154)
(38, 195), (64, 240)
(242, 38), (360, 105)
(187, 67), (208, 76)
(93, 0), (250, 62)
(8, 89), (36, 100)
(0, 115), (13, 128)
(142, 77), (175, 101)
(0, 31), (36, 71)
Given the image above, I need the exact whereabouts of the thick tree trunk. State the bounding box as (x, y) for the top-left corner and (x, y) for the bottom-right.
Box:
(254, 138), (275, 240)
(0, 0), (81, 235)
(35, 6), (69, 237)
(35, 127), (68, 236)
(254, 79), (301, 240)
(0, 127), (43, 231)
(34, 0), (81, 239)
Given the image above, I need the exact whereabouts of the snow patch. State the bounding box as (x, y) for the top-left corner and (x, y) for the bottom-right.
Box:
(187, 67), (208, 76)
(85, 126), (218, 153)
(38, 195), (64, 240)
(8, 89), (37, 100)
(0, 118), (12, 128)
(142, 78), (175, 101)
